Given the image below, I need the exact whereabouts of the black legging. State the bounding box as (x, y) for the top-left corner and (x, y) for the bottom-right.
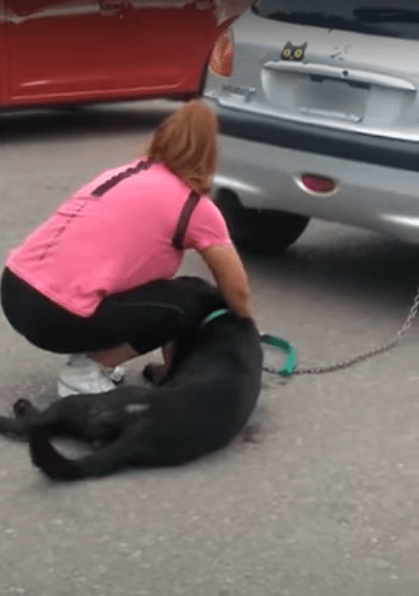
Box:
(0, 268), (218, 355)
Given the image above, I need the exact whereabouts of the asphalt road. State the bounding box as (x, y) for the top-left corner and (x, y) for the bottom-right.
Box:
(0, 100), (418, 596)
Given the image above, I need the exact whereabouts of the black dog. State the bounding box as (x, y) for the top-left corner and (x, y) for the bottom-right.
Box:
(0, 277), (262, 480)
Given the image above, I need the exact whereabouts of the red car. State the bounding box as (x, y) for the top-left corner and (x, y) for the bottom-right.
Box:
(0, 0), (249, 108)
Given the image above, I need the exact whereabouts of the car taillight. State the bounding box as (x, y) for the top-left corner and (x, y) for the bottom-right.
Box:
(209, 28), (234, 77)
(300, 174), (336, 194)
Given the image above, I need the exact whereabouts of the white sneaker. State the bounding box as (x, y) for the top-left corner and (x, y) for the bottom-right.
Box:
(107, 364), (126, 384)
(58, 354), (119, 398)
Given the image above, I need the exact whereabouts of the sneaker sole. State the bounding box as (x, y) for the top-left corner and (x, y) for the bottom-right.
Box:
(57, 381), (82, 398)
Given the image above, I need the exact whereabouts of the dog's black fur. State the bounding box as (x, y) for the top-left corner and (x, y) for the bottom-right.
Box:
(0, 277), (262, 481)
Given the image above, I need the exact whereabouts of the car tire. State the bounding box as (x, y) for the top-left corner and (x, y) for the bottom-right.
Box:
(215, 189), (310, 256)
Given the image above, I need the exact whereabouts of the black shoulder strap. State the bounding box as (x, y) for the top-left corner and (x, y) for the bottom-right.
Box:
(172, 191), (201, 250)
(91, 157), (153, 198)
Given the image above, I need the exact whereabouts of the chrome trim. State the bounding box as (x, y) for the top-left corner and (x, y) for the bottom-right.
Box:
(6, 2), (99, 24)
(263, 61), (417, 92)
(221, 83), (256, 100)
(380, 214), (419, 228)
(99, 0), (122, 15)
(130, 0), (254, 24)
(214, 175), (262, 195)
(5, 0), (253, 25)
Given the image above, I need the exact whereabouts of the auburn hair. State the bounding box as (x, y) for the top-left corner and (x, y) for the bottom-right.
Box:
(146, 100), (219, 195)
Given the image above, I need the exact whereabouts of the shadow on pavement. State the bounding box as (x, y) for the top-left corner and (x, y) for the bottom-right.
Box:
(0, 101), (179, 143)
(243, 223), (419, 313)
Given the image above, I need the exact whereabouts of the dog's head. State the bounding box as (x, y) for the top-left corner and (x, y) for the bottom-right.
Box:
(174, 276), (224, 306)
(174, 276), (217, 294)
(172, 276), (227, 324)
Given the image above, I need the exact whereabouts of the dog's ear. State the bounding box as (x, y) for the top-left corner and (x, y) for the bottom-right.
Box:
(174, 276), (224, 309)
(175, 276), (216, 293)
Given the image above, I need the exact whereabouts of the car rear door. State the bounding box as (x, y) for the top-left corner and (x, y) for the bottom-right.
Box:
(0, 0), (6, 104)
(2, 0), (242, 106)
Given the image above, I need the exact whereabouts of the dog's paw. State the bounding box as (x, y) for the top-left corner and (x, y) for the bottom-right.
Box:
(142, 363), (167, 386)
(13, 398), (32, 418)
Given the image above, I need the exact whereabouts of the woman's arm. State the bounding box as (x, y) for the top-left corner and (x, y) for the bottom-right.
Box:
(199, 244), (254, 318)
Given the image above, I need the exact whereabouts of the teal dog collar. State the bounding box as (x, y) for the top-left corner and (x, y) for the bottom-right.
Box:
(201, 308), (230, 327)
(260, 333), (297, 376)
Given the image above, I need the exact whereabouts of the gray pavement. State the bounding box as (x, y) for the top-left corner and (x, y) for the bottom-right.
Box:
(0, 100), (418, 596)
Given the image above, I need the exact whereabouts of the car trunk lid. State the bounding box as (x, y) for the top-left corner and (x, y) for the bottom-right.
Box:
(208, 9), (419, 142)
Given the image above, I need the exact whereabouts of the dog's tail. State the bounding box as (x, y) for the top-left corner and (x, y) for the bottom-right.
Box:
(29, 427), (81, 480)
(29, 422), (149, 481)
(0, 415), (28, 438)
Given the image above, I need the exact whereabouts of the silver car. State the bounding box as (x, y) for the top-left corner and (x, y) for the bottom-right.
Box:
(204, 1), (419, 254)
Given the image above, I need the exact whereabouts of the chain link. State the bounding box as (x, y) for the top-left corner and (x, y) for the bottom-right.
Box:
(263, 287), (419, 377)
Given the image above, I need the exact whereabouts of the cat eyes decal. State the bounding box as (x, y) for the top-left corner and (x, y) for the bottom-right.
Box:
(281, 41), (307, 61)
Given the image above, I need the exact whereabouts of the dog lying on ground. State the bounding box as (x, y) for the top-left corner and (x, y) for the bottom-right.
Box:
(0, 277), (262, 480)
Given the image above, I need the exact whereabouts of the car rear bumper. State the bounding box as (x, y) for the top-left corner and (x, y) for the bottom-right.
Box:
(211, 123), (419, 244)
(207, 101), (419, 173)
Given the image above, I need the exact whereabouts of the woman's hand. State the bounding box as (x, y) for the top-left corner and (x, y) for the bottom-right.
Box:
(200, 245), (254, 318)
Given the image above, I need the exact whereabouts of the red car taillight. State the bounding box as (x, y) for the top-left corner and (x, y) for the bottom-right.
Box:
(209, 28), (234, 77)
(300, 174), (336, 194)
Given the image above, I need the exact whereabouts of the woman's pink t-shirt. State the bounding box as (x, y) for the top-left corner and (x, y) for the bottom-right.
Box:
(6, 161), (233, 317)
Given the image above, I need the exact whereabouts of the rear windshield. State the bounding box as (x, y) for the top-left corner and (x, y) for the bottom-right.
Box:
(252, 1), (419, 40)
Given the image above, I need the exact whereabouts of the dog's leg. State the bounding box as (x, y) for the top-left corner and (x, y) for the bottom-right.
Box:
(14, 398), (41, 419)
(0, 399), (41, 438)
(143, 341), (177, 386)
(29, 417), (153, 480)
(0, 415), (28, 437)
(142, 363), (168, 386)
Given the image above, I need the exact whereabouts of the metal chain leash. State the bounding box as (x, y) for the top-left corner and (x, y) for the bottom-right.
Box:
(263, 287), (419, 377)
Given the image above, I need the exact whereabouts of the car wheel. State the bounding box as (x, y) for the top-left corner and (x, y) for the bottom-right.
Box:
(215, 189), (310, 256)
